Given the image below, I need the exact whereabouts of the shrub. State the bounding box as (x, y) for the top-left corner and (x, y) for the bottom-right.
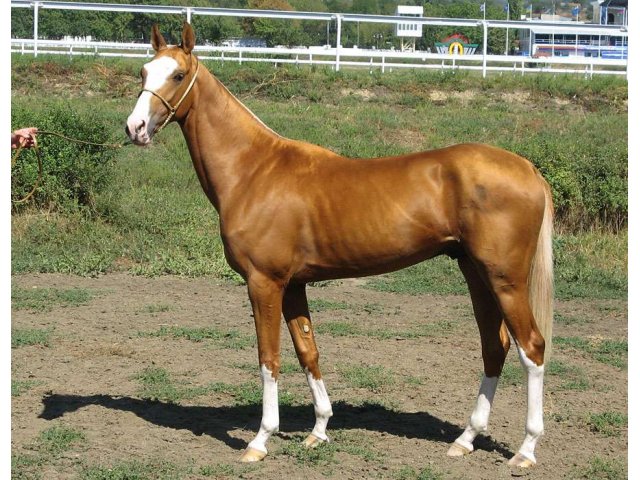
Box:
(11, 101), (119, 213)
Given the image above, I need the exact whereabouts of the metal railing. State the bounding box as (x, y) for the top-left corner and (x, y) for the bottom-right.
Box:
(10, 38), (628, 77)
(10, 0), (629, 78)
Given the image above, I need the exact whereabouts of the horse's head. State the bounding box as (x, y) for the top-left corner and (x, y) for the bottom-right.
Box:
(126, 22), (198, 146)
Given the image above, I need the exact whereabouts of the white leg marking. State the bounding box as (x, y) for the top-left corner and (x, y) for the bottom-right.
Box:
(452, 375), (499, 452)
(305, 369), (333, 441)
(247, 364), (279, 454)
(515, 346), (544, 463)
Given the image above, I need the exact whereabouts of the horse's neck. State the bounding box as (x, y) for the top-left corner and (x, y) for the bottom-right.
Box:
(179, 69), (281, 213)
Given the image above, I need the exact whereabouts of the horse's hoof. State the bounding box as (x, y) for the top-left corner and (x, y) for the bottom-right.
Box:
(508, 453), (536, 468)
(239, 447), (267, 463)
(302, 434), (327, 448)
(446, 442), (472, 457)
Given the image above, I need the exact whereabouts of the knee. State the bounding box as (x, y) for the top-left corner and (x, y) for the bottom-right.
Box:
(298, 348), (319, 370)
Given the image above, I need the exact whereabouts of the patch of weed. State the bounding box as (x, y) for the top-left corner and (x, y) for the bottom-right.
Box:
(139, 325), (254, 349)
(12, 286), (96, 311)
(11, 379), (42, 397)
(338, 364), (395, 392)
(571, 456), (626, 480)
(315, 321), (360, 336)
(546, 360), (590, 391)
(498, 362), (523, 386)
(139, 304), (172, 314)
(308, 299), (350, 312)
(555, 313), (590, 326)
(11, 328), (52, 348)
(279, 437), (338, 466)
(11, 453), (44, 480)
(81, 459), (185, 480)
(587, 412), (627, 437)
(395, 465), (445, 480)
(37, 425), (85, 456)
(555, 336), (627, 369)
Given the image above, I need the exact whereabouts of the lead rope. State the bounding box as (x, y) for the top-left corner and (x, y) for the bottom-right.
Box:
(11, 130), (131, 204)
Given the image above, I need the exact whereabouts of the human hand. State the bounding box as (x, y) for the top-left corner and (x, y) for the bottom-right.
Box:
(11, 127), (38, 149)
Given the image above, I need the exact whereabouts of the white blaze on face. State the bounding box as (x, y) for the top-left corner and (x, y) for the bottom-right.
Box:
(126, 56), (179, 145)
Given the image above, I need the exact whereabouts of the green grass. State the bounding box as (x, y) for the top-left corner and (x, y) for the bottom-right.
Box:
(308, 299), (351, 312)
(278, 430), (379, 468)
(587, 412), (627, 437)
(315, 321), (360, 337)
(572, 456), (626, 480)
(37, 425), (85, 456)
(138, 303), (173, 314)
(139, 325), (254, 349)
(81, 459), (185, 480)
(546, 359), (590, 391)
(11, 379), (42, 397)
(338, 364), (395, 392)
(497, 362), (523, 386)
(554, 336), (627, 369)
(11, 328), (52, 348)
(555, 313), (591, 326)
(395, 465), (445, 480)
(11, 425), (85, 479)
(367, 257), (468, 296)
(12, 286), (96, 311)
(554, 232), (627, 300)
(315, 319), (456, 340)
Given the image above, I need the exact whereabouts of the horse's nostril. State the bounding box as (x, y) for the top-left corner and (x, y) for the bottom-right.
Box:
(136, 120), (146, 133)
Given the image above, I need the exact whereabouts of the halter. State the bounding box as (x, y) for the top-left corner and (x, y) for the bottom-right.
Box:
(139, 56), (200, 134)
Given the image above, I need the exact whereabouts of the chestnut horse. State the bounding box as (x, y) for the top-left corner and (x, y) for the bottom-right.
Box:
(126, 23), (554, 468)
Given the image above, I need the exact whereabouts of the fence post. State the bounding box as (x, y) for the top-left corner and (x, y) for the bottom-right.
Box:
(482, 21), (488, 78)
(186, 7), (192, 24)
(33, 1), (40, 57)
(335, 15), (342, 71)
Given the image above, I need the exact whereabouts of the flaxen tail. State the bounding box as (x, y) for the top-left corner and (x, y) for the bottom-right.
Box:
(529, 180), (554, 364)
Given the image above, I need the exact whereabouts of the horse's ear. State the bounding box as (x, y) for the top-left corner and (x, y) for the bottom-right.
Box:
(151, 24), (167, 51)
(181, 21), (195, 54)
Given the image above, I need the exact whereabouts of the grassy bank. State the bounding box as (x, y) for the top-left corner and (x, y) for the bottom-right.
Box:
(11, 55), (627, 299)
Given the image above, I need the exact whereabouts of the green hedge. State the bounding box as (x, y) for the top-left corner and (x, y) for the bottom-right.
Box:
(11, 102), (120, 213)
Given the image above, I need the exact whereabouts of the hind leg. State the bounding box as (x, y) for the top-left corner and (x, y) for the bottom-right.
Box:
(448, 256), (511, 457)
(493, 286), (545, 467)
(283, 284), (333, 447)
(472, 256), (546, 467)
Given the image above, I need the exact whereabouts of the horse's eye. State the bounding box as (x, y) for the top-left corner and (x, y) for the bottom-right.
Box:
(174, 73), (185, 82)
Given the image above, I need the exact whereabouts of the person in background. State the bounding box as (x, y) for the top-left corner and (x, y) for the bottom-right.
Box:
(11, 128), (38, 149)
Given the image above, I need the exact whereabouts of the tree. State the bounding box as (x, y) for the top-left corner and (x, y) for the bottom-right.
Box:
(244, 0), (305, 46)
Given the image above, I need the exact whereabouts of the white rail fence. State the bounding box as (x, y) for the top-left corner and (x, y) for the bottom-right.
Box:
(10, 0), (628, 78)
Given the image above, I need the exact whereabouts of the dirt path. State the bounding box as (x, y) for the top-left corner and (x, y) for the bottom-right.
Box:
(12, 273), (627, 479)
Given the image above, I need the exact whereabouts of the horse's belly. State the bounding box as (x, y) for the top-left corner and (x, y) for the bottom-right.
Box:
(293, 232), (454, 282)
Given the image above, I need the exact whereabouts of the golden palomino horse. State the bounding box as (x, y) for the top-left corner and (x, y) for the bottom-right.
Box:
(125, 23), (554, 468)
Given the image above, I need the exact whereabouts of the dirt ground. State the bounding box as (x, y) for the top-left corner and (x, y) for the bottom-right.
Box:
(11, 273), (627, 479)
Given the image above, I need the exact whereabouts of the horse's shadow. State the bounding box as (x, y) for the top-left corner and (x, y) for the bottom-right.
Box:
(39, 394), (513, 458)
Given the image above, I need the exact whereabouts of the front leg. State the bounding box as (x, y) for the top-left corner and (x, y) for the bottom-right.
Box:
(240, 272), (284, 463)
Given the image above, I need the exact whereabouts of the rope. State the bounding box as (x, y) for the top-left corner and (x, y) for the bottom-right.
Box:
(11, 130), (131, 204)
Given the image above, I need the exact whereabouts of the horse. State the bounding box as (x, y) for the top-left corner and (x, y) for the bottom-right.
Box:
(126, 22), (554, 468)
